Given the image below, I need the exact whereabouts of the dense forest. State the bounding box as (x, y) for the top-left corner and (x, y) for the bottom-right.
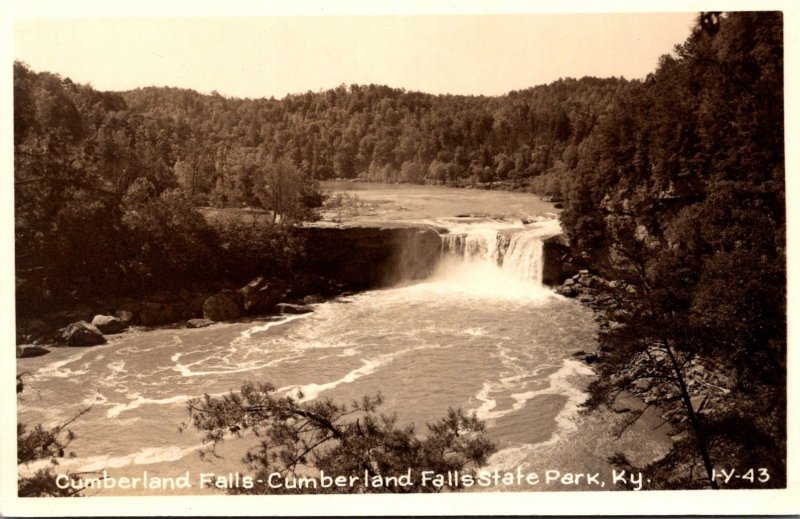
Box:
(14, 11), (784, 491)
(561, 12), (785, 488)
(14, 58), (624, 314)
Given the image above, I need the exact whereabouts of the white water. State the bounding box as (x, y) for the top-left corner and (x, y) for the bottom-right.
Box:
(18, 215), (608, 495)
(443, 219), (558, 277)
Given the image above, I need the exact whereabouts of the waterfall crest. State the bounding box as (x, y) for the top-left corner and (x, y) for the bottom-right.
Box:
(425, 219), (560, 299)
(441, 220), (558, 287)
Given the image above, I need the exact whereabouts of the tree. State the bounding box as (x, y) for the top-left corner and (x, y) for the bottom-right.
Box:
(184, 382), (496, 494)
(174, 159), (199, 201)
(120, 178), (217, 292)
(399, 160), (422, 184)
(567, 12), (785, 489)
(254, 156), (324, 223)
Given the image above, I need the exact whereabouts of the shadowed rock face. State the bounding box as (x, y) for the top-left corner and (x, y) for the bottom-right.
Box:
(297, 225), (444, 291)
(541, 234), (581, 286)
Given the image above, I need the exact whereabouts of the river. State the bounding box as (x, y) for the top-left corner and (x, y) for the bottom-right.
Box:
(17, 184), (670, 495)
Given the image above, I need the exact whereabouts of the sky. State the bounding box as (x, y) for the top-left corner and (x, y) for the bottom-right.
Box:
(13, 12), (698, 99)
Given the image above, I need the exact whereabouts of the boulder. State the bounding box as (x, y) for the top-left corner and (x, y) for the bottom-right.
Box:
(556, 285), (577, 298)
(203, 291), (243, 322)
(239, 277), (283, 314)
(302, 294), (325, 305)
(571, 350), (599, 364)
(276, 303), (313, 315)
(92, 314), (126, 334)
(61, 321), (106, 347)
(115, 310), (135, 325)
(187, 318), (214, 329)
(577, 293), (595, 304)
(17, 345), (51, 358)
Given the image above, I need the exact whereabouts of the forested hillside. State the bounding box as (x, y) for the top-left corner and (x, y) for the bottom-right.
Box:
(14, 60), (623, 314)
(119, 77), (624, 200)
(558, 12), (785, 488)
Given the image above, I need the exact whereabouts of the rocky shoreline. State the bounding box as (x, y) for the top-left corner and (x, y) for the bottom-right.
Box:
(554, 269), (734, 466)
(15, 274), (350, 359)
(15, 224), (447, 356)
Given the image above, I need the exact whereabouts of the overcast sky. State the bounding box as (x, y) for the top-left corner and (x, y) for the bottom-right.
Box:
(14, 12), (697, 99)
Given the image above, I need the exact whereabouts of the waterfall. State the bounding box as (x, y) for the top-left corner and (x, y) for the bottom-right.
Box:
(502, 231), (545, 284)
(440, 220), (559, 287)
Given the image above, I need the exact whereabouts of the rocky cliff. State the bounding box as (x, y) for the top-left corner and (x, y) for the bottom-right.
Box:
(296, 224), (444, 291)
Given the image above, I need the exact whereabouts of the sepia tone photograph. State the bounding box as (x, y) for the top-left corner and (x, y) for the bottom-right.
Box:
(3, 0), (797, 516)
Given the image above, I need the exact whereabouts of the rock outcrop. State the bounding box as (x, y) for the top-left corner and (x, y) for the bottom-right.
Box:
(276, 303), (313, 315)
(239, 276), (284, 314)
(301, 294), (325, 305)
(16, 345), (50, 358)
(203, 291), (243, 322)
(91, 314), (126, 334)
(187, 318), (214, 329)
(115, 310), (135, 325)
(541, 234), (581, 286)
(613, 347), (733, 425)
(297, 225), (443, 291)
(60, 321), (107, 346)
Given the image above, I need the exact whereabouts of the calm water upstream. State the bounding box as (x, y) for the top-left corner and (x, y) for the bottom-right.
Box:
(18, 185), (667, 495)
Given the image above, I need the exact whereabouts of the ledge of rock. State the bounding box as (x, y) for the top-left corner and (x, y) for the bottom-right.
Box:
(297, 225), (443, 291)
(17, 345), (51, 358)
(276, 303), (313, 315)
(187, 318), (214, 329)
(239, 276), (285, 314)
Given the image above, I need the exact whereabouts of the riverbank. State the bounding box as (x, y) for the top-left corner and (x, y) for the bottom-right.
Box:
(549, 265), (742, 489)
(15, 223), (449, 353)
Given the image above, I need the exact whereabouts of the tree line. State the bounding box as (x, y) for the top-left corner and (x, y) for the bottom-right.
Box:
(14, 60), (623, 315)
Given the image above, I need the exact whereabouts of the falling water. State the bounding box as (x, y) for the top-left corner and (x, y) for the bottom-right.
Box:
(440, 219), (559, 287)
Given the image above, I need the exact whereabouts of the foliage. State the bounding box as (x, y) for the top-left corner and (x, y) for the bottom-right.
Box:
(564, 12), (785, 488)
(13, 58), (619, 315)
(118, 76), (625, 194)
(12, 63), (320, 314)
(119, 179), (219, 292)
(185, 382), (496, 494)
(211, 220), (305, 285)
(16, 375), (88, 497)
(253, 156), (324, 223)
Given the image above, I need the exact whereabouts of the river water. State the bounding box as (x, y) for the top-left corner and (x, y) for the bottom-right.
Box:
(17, 185), (668, 495)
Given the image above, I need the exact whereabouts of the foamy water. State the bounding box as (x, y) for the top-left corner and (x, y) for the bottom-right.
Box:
(17, 216), (603, 495)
